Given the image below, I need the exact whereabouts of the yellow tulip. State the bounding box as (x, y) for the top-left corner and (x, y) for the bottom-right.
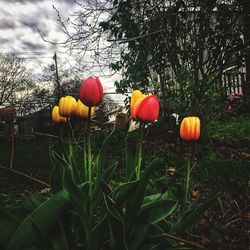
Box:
(75, 100), (95, 119)
(52, 106), (67, 124)
(59, 96), (77, 117)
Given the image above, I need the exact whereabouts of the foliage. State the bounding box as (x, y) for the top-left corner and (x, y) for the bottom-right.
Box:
(100, 0), (245, 114)
(207, 114), (250, 140)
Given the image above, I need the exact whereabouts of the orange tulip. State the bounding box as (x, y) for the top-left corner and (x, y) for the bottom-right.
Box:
(59, 96), (77, 117)
(75, 100), (95, 119)
(130, 90), (159, 123)
(180, 116), (200, 141)
(52, 106), (67, 124)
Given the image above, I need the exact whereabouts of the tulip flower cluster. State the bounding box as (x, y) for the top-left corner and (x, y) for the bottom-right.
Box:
(52, 77), (103, 124)
(52, 96), (95, 124)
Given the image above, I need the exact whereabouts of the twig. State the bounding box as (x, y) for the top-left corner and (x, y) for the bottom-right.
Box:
(226, 218), (242, 228)
(164, 233), (206, 249)
(0, 165), (50, 188)
(33, 132), (59, 138)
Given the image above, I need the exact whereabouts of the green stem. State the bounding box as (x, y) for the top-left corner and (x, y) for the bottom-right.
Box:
(83, 121), (88, 181)
(67, 118), (73, 164)
(136, 123), (144, 180)
(184, 147), (191, 208)
(87, 107), (92, 197)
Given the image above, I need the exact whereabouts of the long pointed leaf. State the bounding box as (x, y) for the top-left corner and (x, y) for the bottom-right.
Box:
(125, 158), (160, 230)
(170, 194), (219, 235)
(93, 130), (114, 197)
(104, 195), (128, 250)
(6, 190), (71, 250)
(87, 215), (108, 250)
(0, 207), (27, 248)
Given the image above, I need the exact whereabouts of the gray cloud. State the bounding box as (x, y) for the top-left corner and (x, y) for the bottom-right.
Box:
(0, 18), (16, 29)
(1, 0), (74, 3)
(21, 40), (47, 50)
(0, 37), (10, 43)
(20, 19), (38, 31)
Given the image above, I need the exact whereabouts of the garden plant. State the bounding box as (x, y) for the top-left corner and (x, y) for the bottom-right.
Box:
(0, 77), (219, 250)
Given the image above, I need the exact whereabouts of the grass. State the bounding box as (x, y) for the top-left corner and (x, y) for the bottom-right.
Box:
(207, 114), (250, 141)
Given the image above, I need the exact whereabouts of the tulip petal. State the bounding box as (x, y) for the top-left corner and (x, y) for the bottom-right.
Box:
(76, 100), (95, 119)
(52, 106), (67, 124)
(194, 117), (200, 140)
(130, 90), (143, 118)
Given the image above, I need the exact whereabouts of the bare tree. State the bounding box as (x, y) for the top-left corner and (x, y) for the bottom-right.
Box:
(0, 53), (32, 109)
(39, 0), (121, 76)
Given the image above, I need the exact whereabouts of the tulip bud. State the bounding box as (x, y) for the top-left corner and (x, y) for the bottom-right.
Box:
(79, 76), (104, 107)
(59, 96), (77, 117)
(180, 116), (200, 141)
(52, 106), (67, 124)
(75, 100), (95, 119)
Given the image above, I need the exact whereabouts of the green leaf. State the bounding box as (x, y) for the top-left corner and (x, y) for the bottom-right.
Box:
(125, 134), (136, 181)
(51, 221), (69, 250)
(142, 199), (178, 224)
(6, 190), (71, 250)
(101, 179), (113, 195)
(50, 150), (67, 194)
(170, 194), (219, 235)
(21, 195), (48, 213)
(104, 195), (128, 250)
(63, 168), (90, 238)
(143, 193), (162, 204)
(112, 180), (138, 206)
(128, 205), (152, 250)
(87, 216), (108, 250)
(102, 161), (118, 183)
(93, 130), (114, 196)
(125, 158), (160, 230)
(128, 200), (177, 250)
(0, 207), (27, 248)
(92, 161), (118, 215)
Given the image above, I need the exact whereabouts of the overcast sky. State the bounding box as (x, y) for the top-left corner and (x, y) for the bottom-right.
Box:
(0, 0), (121, 95)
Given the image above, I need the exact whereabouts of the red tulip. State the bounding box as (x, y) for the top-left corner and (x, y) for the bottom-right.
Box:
(79, 76), (104, 107)
(135, 95), (160, 123)
(130, 90), (159, 123)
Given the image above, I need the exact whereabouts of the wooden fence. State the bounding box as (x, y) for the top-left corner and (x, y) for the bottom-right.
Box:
(165, 72), (246, 97)
(215, 72), (246, 96)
